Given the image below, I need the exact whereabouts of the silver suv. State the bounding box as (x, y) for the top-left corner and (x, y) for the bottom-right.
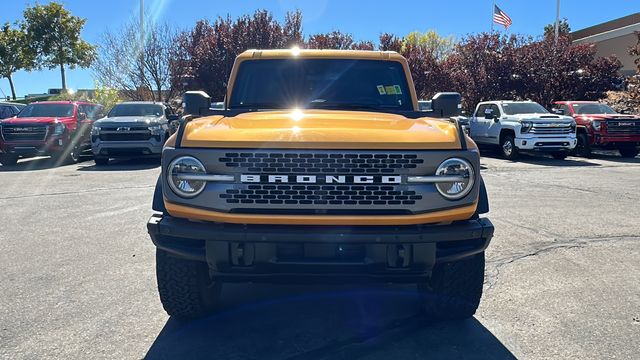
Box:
(90, 102), (178, 165)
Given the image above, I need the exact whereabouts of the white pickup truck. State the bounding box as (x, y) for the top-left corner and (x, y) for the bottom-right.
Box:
(469, 101), (577, 160)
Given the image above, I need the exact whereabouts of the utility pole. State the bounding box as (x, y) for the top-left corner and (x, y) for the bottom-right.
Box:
(554, 0), (560, 45)
(140, 0), (145, 97)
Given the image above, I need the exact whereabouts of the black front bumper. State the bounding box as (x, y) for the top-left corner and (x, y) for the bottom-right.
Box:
(147, 214), (494, 282)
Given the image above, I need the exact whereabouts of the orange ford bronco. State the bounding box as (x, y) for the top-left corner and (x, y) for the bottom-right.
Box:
(148, 49), (493, 320)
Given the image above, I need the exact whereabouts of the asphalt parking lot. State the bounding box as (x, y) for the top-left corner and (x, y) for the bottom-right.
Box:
(1, 151), (639, 360)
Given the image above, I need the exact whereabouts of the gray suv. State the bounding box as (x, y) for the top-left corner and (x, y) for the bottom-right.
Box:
(0, 102), (26, 119)
(91, 102), (178, 165)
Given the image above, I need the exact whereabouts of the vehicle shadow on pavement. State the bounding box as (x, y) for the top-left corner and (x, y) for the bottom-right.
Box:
(479, 149), (599, 167)
(76, 158), (160, 171)
(0, 155), (92, 172)
(145, 284), (515, 360)
(588, 153), (640, 164)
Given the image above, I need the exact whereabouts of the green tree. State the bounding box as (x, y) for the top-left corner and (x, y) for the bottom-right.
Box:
(22, 2), (95, 91)
(93, 84), (121, 112)
(0, 23), (30, 100)
(403, 30), (456, 61)
(544, 19), (571, 38)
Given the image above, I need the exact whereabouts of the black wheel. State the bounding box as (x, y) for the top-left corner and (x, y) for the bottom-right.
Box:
(0, 154), (18, 166)
(156, 249), (221, 319)
(418, 252), (485, 321)
(500, 134), (519, 160)
(551, 151), (568, 160)
(574, 133), (592, 158)
(94, 156), (109, 166)
(618, 146), (639, 158)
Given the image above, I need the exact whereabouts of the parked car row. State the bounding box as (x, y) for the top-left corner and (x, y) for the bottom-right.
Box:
(0, 100), (179, 166)
(420, 100), (639, 161)
(1, 97), (638, 167)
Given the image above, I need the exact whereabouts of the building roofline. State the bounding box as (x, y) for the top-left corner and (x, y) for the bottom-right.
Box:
(571, 13), (640, 41)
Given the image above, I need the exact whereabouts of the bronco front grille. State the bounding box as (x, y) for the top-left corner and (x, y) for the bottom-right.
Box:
(220, 184), (422, 206)
(164, 148), (479, 216)
(210, 150), (432, 214)
(1, 124), (48, 141)
(219, 152), (424, 174)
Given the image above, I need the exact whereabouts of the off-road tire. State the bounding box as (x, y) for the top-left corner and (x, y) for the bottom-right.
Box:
(94, 156), (109, 166)
(0, 154), (18, 166)
(574, 133), (592, 158)
(418, 252), (485, 321)
(156, 249), (221, 319)
(551, 151), (568, 160)
(618, 146), (639, 158)
(500, 134), (519, 160)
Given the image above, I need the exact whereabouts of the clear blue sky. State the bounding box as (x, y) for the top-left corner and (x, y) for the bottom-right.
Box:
(1, 0), (638, 98)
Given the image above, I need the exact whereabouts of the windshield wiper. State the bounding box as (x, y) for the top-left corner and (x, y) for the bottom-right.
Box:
(308, 103), (392, 111)
(232, 103), (286, 110)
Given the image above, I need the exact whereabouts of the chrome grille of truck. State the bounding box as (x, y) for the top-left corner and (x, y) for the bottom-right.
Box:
(219, 152), (424, 174)
(0, 124), (48, 141)
(606, 120), (640, 135)
(529, 123), (574, 135)
(99, 126), (152, 141)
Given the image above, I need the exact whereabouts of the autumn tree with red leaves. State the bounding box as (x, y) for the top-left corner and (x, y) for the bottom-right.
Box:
(168, 10), (622, 109)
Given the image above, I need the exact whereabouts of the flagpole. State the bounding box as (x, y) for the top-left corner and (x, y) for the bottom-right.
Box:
(491, 0), (495, 32)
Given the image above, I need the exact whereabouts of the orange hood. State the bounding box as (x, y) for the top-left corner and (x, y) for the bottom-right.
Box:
(180, 110), (463, 150)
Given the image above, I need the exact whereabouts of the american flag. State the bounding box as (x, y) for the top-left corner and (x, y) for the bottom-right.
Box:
(493, 5), (513, 29)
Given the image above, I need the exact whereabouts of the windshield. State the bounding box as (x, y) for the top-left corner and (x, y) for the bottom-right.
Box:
(108, 104), (163, 117)
(17, 103), (74, 118)
(501, 102), (549, 115)
(572, 103), (617, 115)
(229, 59), (413, 111)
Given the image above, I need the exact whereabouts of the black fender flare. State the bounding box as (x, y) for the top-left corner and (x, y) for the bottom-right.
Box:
(152, 175), (166, 213)
(476, 176), (489, 215)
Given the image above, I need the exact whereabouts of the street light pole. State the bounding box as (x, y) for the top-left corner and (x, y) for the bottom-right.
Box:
(554, 0), (560, 45)
(140, 0), (145, 97)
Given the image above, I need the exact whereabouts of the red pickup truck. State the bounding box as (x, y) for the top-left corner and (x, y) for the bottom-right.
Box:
(553, 101), (640, 158)
(0, 101), (104, 166)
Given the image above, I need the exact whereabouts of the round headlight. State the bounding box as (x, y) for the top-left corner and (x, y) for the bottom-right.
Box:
(435, 158), (475, 200)
(168, 156), (207, 198)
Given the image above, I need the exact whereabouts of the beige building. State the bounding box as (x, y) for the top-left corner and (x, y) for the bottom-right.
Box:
(571, 13), (640, 76)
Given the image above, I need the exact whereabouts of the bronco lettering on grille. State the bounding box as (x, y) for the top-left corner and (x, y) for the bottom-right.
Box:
(241, 174), (402, 184)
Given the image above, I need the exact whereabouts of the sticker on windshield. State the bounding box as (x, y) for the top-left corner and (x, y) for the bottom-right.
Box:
(385, 86), (397, 95)
(377, 85), (386, 95)
(393, 85), (402, 94)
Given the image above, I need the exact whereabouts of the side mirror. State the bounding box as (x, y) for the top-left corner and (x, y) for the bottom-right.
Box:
(167, 114), (180, 121)
(552, 108), (565, 115)
(431, 92), (461, 118)
(183, 91), (211, 116)
(484, 108), (494, 120)
(77, 112), (87, 121)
